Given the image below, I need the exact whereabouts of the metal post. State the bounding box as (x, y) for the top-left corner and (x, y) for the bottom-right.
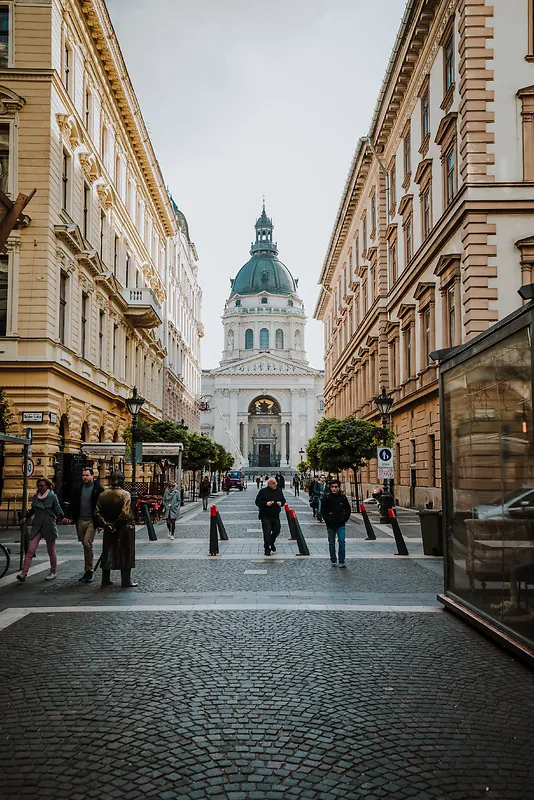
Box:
(131, 413), (138, 520)
(388, 507), (409, 556)
(177, 448), (183, 511)
(359, 503), (377, 541)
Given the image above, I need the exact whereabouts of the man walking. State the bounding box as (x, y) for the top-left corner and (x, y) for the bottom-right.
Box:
(321, 479), (351, 568)
(275, 471), (285, 489)
(255, 477), (286, 556)
(94, 470), (137, 588)
(68, 466), (104, 583)
(292, 473), (300, 496)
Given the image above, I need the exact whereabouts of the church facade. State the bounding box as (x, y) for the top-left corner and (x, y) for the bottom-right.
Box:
(201, 208), (324, 469)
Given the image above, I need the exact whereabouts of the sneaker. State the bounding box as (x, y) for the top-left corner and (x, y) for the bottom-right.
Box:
(338, 563), (347, 569)
(16, 573), (26, 583)
(45, 571), (57, 581)
(264, 549), (271, 556)
(170, 535), (175, 540)
(78, 571), (93, 583)
(271, 543), (276, 553)
(331, 561), (338, 567)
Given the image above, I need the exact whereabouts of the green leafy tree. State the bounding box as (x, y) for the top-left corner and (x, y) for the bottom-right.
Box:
(212, 442), (234, 473)
(306, 414), (393, 484)
(183, 433), (217, 472)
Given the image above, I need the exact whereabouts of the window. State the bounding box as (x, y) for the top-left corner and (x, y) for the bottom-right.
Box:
(422, 185), (432, 238)
(0, 255), (7, 336)
(100, 210), (106, 260)
(405, 325), (413, 378)
(125, 335), (130, 381)
(0, 6), (9, 68)
(447, 285), (456, 347)
(405, 216), (413, 262)
(428, 434), (436, 486)
(421, 86), (430, 140)
(445, 146), (456, 204)
(245, 328), (253, 349)
(113, 234), (119, 276)
(404, 128), (411, 177)
(59, 272), (67, 344)
(370, 264), (376, 304)
(444, 32), (454, 93)
(363, 217), (367, 252)
(0, 123), (9, 194)
(371, 195), (376, 233)
(112, 323), (118, 373)
(98, 310), (104, 368)
(61, 150), (70, 212)
(389, 241), (397, 285)
(261, 296), (267, 304)
(63, 41), (71, 93)
(259, 328), (269, 349)
(100, 125), (108, 165)
(82, 183), (90, 240)
(125, 253), (130, 287)
(424, 308), (432, 365)
(235, 298), (241, 306)
(275, 329), (284, 349)
(389, 162), (396, 212)
(81, 292), (88, 358)
(84, 87), (92, 133)
(287, 299), (293, 306)
(355, 237), (359, 271)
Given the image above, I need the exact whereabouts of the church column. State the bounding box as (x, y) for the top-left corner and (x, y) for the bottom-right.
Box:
(291, 389), (300, 465)
(306, 389), (315, 442)
(243, 418), (249, 463)
(230, 389), (239, 451)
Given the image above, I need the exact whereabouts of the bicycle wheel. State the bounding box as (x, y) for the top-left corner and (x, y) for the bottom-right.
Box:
(0, 542), (10, 579)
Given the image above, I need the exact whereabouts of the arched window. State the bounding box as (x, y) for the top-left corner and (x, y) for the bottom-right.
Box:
(275, 329), (284, 349)
(245, 328), (254, 349)
(259, 328), (269, 349)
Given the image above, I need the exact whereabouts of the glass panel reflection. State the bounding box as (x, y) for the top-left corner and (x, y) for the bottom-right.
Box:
(444, 326), (534, 642)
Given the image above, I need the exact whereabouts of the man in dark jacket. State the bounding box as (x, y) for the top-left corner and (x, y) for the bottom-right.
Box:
(67, 466), (104, 582)
(321, 479), (351, 568)
(255, 477), (286, 556)
(275, 471), (285, 489)
(94, 470), (137, 588)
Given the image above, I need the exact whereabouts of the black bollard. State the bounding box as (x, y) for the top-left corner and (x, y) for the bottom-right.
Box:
(141, 502), (158, 541)
(209, 505), (219, 556)
(284, 503), (296, 540)
(388, 508), (409, 556)
(215, 509), (228, 541)
(359, 503), (376, 541)
(290, 509), (310, 556)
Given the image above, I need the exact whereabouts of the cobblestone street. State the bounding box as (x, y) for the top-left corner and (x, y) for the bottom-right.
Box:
(1, 490), (534, 800)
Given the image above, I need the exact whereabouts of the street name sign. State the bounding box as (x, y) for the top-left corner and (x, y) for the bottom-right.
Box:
(81, 443), (126, 458)
(377, 446), (394, 480)
(141, 443), (184, 456)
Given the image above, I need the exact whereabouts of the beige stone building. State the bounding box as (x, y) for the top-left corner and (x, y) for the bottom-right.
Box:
(0, 0), (199, 506)
(315, 0), (534, 508)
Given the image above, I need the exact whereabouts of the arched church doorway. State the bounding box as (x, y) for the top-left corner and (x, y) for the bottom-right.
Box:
(249, 396), (281, 468)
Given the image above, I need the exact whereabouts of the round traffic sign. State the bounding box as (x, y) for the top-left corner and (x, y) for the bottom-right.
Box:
(379, 448), (392, 462)
(22, 458), (35, 478)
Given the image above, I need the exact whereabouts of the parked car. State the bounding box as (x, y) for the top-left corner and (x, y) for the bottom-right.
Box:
(228, 470), (245, 491)
(474, 486), (534, 519)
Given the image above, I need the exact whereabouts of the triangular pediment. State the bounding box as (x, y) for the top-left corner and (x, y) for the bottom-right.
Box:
(210, 352), (322, 377)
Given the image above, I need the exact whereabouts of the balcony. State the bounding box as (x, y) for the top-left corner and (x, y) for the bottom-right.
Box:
(122, 288), (162, 328)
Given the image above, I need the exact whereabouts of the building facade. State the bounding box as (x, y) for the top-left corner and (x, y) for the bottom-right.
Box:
(0, 0), (201, 505)
(315, 0), (534, 508)
(163, 200), (202, 432)
(202, 208), (323, 469)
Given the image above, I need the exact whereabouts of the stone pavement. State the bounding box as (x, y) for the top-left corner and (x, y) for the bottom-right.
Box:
(1, 489), (534, 799)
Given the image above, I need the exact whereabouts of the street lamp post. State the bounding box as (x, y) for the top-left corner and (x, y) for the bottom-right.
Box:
(373, 386), (394, 522)
(299, 448), (305, 463)
(126, 386), (145, 521)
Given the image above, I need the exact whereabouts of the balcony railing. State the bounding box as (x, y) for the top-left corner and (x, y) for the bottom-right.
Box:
(122, 288), (162, 328)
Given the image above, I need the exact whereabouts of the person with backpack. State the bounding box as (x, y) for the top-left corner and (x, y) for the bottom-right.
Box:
(321, 478), (351, 568)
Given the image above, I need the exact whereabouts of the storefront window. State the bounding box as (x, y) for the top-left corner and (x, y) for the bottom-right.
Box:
(443, 325), (534, 643)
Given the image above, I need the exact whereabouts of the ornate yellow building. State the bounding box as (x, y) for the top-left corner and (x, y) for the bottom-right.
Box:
(0, 0), (191, 505)
(315, 0), (534, 508)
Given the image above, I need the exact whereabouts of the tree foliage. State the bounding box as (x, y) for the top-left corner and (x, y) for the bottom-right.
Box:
(306, 415), (394, 478)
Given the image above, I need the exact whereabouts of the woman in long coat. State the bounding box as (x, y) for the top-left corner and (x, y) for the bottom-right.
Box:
(94, 471), (136, 588)
(162, 482), (181, 538)
(17, 477), (64, 582)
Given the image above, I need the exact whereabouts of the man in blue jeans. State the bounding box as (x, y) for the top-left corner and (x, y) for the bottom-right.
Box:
(321, 479), (351, 568)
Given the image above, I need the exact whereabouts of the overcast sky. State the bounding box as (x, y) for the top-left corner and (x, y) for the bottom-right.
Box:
(107, 0), (406, 370)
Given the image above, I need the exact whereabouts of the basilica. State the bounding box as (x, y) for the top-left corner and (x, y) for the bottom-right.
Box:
(201, 207), (324, 469)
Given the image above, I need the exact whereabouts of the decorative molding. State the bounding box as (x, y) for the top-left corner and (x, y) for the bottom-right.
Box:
(57, 113), (83, 149)
(0, 85), (25, 114)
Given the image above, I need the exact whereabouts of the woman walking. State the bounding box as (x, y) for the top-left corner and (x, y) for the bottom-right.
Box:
(199, 475), (211, 511)
(162, 482), (180, 539)
(17, 478), (64, 582)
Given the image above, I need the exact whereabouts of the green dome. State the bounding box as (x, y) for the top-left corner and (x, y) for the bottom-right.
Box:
(229, 206), (297, 298)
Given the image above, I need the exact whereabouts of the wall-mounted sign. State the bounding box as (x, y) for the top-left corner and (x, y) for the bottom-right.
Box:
(49, 412), (57, 424)
(142, 443), (184, 456)
(22, 412), (43, 423)
(80, 443), (126, 458)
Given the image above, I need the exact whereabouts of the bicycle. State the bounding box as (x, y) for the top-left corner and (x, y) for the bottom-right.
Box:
(0, 542), (10, 579)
